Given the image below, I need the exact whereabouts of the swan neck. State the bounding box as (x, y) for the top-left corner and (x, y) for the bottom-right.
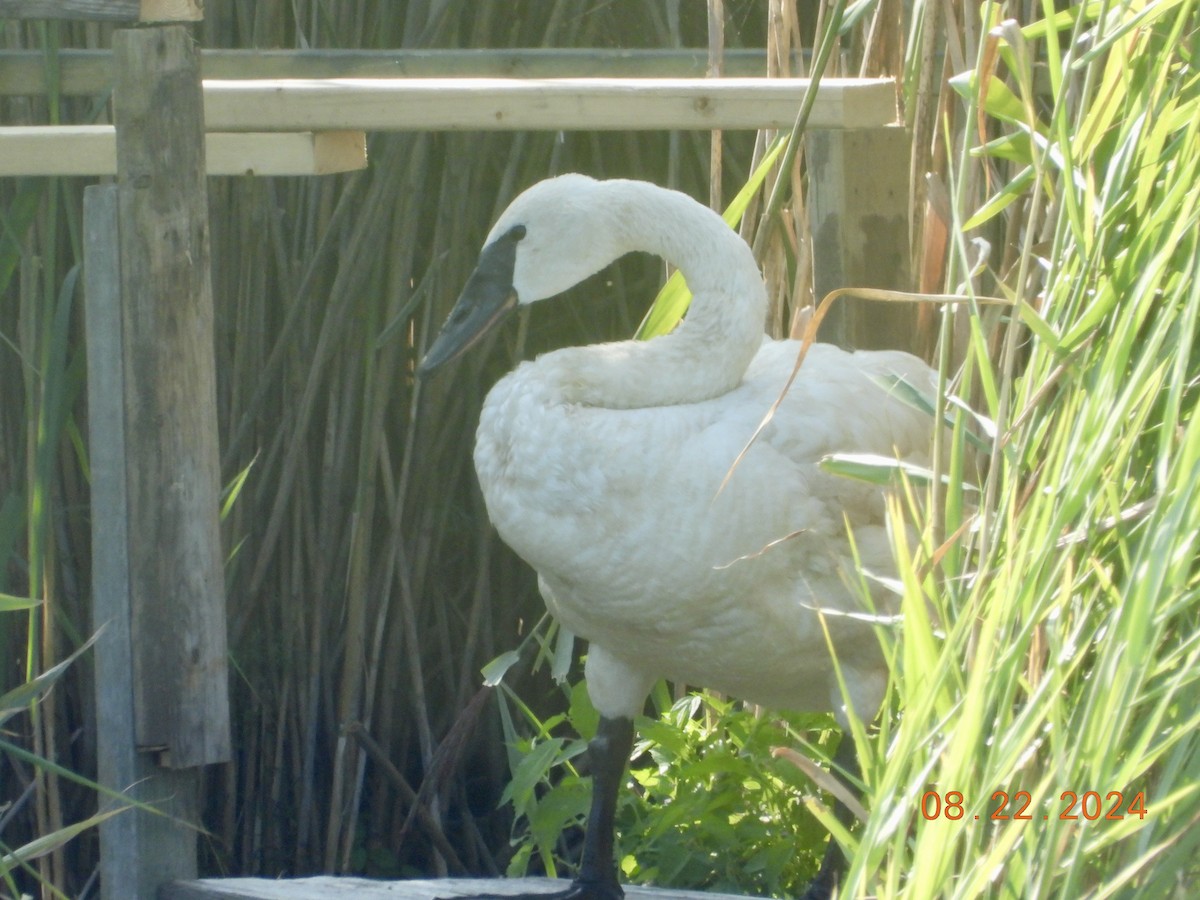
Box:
(559, 181), (767, 408)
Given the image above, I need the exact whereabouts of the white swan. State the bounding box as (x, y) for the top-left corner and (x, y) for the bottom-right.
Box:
(420, 174), (935, 900)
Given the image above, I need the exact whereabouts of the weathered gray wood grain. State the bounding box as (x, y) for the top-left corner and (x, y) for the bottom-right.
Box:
(85, 183), (202, 900)
(162, 877), (757, 900)
(113, 23), (231, 770)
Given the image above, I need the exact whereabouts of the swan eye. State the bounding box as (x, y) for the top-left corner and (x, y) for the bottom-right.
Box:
(504, 224), (526, 243)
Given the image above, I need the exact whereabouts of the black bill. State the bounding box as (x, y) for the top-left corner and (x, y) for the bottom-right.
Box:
(417, 224), (526, 376)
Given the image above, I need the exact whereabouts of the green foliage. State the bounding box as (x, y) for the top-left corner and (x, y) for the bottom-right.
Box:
(846, 1), (1200, 897)
(495, 669), (841, 897)
(617, 696), (837, 896)
(0, 624), (143, 897)
(1, 24), (100, 895)
(493, 677), (592, 881)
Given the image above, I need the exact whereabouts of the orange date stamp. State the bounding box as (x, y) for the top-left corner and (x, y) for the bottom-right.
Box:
(920, 789), (1148, 821)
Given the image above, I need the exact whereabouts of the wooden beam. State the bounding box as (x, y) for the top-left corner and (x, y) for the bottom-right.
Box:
(808, 125), (918, 351)
(0, 0), (139, 18)
(200, 77), (899, 132)
(163, 877), (756, 900)
(0, 125), (367, 176)
(206, 129), (366, 175)
(0, 0), (200, 21)
(139, 0), (202, 20)
(0, 48), (807, 95)
(112, 24), (230, 769)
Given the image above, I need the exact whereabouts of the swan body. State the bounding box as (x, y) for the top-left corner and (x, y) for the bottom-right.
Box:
(421, 174), (935, 900)
(479, 338), (932, 719)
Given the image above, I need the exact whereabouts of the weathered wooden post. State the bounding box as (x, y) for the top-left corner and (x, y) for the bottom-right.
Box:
(808, 125), (917, 351)
(84, 13), (229, 899)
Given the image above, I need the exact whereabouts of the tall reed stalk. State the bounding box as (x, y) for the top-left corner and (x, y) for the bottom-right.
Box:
(1, 17), (100, 898)
(846, 1), (1200, 896)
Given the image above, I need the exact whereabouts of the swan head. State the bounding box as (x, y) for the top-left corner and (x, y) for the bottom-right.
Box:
(419, 174), (626, 374)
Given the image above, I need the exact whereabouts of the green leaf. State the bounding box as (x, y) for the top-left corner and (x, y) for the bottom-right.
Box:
(220, 455), (256, 521)
(0, 181), (43, 295)
(948, 69), (1029, 127)
(550, 624), (575, 684)
(868, 373), (994, 454)
(481, 650), (522, 687)
(971, 131), (1034, 164)
(0, 592), (40, 612)
(500, 736), (566, 812)
(528, 778), (590, 861)
(1016, 298), (1060, 351)
(962, 165), (1036, 230)
(0, 629), (100, 727)
(567, 678), (599, 741)
(819, 452), (975, 490)
(1019, 0), (1103, 40)
(1, 806), (130, 871)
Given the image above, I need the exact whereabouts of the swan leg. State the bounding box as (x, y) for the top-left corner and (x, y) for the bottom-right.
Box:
(799, 735), (860, 900)
(572, 714), (634, 898)
(442, 715), (634, 900)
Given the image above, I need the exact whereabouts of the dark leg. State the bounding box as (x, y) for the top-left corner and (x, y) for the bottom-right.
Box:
(569, 714), (635, 898)
(800, 734), (860, 900)
(443, 715), (635, 900)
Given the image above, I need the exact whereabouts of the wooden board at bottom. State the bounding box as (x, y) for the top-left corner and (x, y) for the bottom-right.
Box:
(162, 876), (757, 900)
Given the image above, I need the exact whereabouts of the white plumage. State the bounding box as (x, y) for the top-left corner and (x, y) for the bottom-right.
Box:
(421, 174), (935, 900)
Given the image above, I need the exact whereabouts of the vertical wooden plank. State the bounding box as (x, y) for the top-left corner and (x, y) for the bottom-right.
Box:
(113, 24), (230, 768)
(85, 184), (200, 900)
(808, 125), (917, 352)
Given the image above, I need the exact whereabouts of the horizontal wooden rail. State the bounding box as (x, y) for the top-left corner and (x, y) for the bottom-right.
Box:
(0, 48), (809, 95)
(1, 75), (897, 176)
(163, 876), (754, 899)
(201, 77), (898, 132)
(0, 0), (199, 20)
(0, 126), (366, 176)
